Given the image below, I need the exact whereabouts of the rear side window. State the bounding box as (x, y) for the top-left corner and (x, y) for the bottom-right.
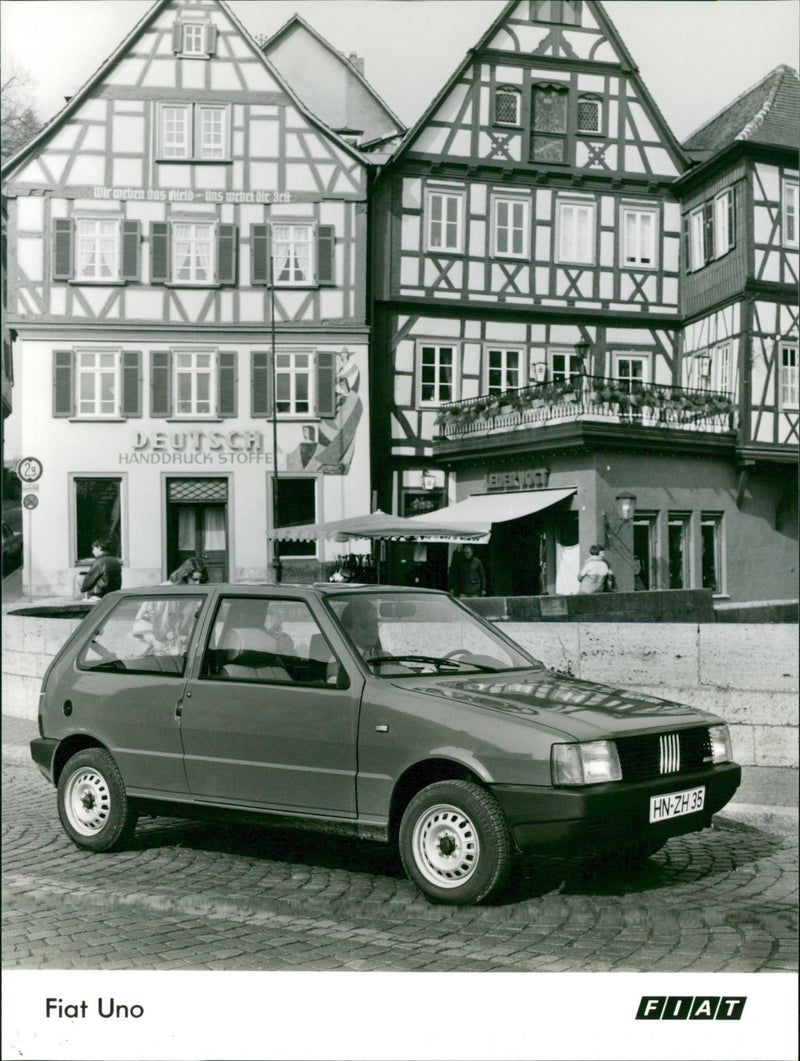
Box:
(78, 596), (205, 676)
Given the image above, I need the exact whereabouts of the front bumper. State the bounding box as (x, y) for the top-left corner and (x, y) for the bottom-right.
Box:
(30, 738), (59, 784)
(491, 762), (741, 855)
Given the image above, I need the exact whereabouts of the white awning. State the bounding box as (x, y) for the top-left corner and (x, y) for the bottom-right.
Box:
(408, 488), (577, 536)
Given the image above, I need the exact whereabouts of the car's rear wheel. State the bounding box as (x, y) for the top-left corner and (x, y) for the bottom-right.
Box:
(57, 748), (137, 852)
(399, 780), (511, 905)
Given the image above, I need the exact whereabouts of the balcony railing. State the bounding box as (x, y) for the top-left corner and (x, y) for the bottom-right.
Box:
(435, 375), (737, 439)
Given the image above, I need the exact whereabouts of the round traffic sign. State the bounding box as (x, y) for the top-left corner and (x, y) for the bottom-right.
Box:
(23, 494), (39, 510)
(17, 457), (43, 483)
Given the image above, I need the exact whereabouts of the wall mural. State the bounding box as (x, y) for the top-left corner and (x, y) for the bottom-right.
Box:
(283, 348), (363, 475)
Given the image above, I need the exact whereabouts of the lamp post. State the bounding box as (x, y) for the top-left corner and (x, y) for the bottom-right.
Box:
(269, 243), (282, 584)
(575, 339), (591, 406)
(604, 492), (637, 549)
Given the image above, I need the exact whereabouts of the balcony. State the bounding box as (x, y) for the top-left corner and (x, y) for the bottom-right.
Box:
(434, 375), (737, 442)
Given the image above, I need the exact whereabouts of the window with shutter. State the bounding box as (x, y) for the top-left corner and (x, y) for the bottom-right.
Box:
(218, 351), (237, 417)
(316, 352), (337, 417)
(713, 189), (735, 258)
(172, 20), (217, 57)
(53, 350), (75, 417)
(150, 351), (172, 418)
(251, 351), (273, 417)
(275, 351), (313, 415)
(688, 208), (705, 272)
(52, 219), (74, 281)
(251, 225), (271, 285)
(121, 351), (142, 418)
(76, 350), (119, 417)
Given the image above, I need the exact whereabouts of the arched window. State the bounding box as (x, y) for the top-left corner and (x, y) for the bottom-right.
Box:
(494, 86), (521, 126)
(577, 95), (602, 135)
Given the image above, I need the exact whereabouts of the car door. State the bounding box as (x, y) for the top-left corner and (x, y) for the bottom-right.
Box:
(179, 595), (363, 816)
(73, 592), (207, 796)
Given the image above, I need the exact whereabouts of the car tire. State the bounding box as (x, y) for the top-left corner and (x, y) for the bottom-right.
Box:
(399, 780), (511, 905)
(57, 748), (138, 852)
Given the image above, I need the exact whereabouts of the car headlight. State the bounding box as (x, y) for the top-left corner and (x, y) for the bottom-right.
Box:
(551, 740), (622, 786)
(708, 724), (732, 764)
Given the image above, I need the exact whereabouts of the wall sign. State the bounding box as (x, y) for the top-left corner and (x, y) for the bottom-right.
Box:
(486, 468), (550, 492)
(93, 186), (293, 204)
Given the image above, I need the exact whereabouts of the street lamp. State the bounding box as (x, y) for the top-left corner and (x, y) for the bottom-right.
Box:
(604, 492), (637, 548)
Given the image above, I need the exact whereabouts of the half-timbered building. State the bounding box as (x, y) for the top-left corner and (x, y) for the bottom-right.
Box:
(2, 0), (373, 595)
(676, 65), (799, 601)
(371, 0), (797, 601)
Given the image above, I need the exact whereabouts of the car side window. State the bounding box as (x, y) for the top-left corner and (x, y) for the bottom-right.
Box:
(78, 596), (204, 676)
(201, 597), (344, 686)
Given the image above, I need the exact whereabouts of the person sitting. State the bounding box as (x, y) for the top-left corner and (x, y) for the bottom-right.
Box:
(340, 600), (384, 662)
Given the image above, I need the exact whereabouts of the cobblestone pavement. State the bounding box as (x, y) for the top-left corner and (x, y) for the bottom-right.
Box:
(2, 763), (797, 972)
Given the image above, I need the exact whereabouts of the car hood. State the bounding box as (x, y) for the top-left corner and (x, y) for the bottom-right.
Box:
(392, 668), (717, 740)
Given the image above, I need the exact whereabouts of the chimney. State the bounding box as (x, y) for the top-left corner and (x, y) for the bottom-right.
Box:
(348, 52), (365, 76)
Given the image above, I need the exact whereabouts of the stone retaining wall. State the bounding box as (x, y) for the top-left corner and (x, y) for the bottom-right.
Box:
(3, 613), (797, 805)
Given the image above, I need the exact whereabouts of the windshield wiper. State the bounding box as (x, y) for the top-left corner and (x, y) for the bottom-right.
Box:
(370, 654), (497, 673)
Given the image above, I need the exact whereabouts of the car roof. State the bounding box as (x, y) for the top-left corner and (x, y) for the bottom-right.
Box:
(106, 583), (447, 599)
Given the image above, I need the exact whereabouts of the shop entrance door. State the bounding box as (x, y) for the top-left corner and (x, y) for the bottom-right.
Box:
(167, 478), (228, 583)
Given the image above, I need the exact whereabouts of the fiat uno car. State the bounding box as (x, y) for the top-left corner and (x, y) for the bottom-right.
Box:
(31, 584), (740, 904)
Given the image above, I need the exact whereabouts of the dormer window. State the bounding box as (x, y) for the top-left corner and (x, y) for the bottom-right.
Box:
(531, 0), (582, 25)
(171, 20), (217, 58)
(494, 87), (521, 126)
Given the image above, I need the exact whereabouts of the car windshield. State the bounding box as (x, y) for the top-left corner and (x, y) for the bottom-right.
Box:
(327, 591), (541, 676)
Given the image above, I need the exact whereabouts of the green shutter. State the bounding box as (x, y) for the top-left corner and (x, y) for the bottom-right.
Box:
(53, 350), (74, 417)
(682, 216), (690, 272)
(217, 224), (237, 285)
(121, 221), (140, 282)
(205, 24), (217, 54)
(316, 352), (337, 418)
(251, 351), (273, 417)
(728, 188), (736, 250)
(150, 222), (170, 284)
(52, 219), (73, 280)
(150, 351), (171, 418)
(251, 224), (270, 285)
(218, 351), (237, 417)
(121, 351), (142, 418)
(317, 225), (336, 286)
(171, 22), (182, 52)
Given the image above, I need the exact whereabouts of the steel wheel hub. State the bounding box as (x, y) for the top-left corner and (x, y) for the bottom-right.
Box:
(412, 803), (480, 889)
(65, 768), (111, 835)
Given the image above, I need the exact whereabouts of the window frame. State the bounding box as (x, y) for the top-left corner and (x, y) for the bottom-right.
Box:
(273, 475), (319, 559)
(620, 202), (659, 270)
(494, 86), (521, 127)
(613, 350), (651, 388)
(688, 207), (705, 271)
(491, 195), (530, 259)
(172, 349), (217, 419)
(576, 94), (603, 136)
(783, 179), (799, 248)
(75, 348), (122, 419)
(531, 0), (582, 25)
(181, 21), (207, 56)
(425, 188), (465, 254)
(667, 511), (692, 591)
(74, 217), (123, 283)
(485, 347), (525, 394)
(700, 512), (725, 596)
(713, 341), (732, 394)
(417, 343), (458, 406)
(549, 348), (583, 383)
(713, 188), (734, 258)
(556, 196), (596, 265)
(275, 349), (315, 417)
(71, 473), (124, 566)
(271, 222), (317, 287)
(156, 101), (231, 162)
(171, 220), (217, 286)
(780, 341), (799, 410)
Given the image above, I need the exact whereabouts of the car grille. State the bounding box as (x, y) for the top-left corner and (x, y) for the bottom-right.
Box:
(615, 727), (713, 783)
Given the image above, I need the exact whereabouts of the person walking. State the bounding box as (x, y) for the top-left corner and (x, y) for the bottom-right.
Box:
(79, 538), (122, 601)
(577, 544), (612, 594)
(448, 544), (486, 598)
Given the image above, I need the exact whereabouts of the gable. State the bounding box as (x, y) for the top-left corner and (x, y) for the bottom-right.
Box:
(397, 0), (685, 180)
(3, 0), (365, 197)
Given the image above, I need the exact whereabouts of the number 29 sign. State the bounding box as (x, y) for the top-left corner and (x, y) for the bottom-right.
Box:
(16, 457), (43, 484)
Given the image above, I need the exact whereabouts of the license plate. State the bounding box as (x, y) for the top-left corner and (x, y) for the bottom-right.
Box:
(649, 785), (705, 823)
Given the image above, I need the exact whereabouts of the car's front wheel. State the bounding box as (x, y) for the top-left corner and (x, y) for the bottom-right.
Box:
(399, 780), (511, 905)
(57, 748), (137, 852)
